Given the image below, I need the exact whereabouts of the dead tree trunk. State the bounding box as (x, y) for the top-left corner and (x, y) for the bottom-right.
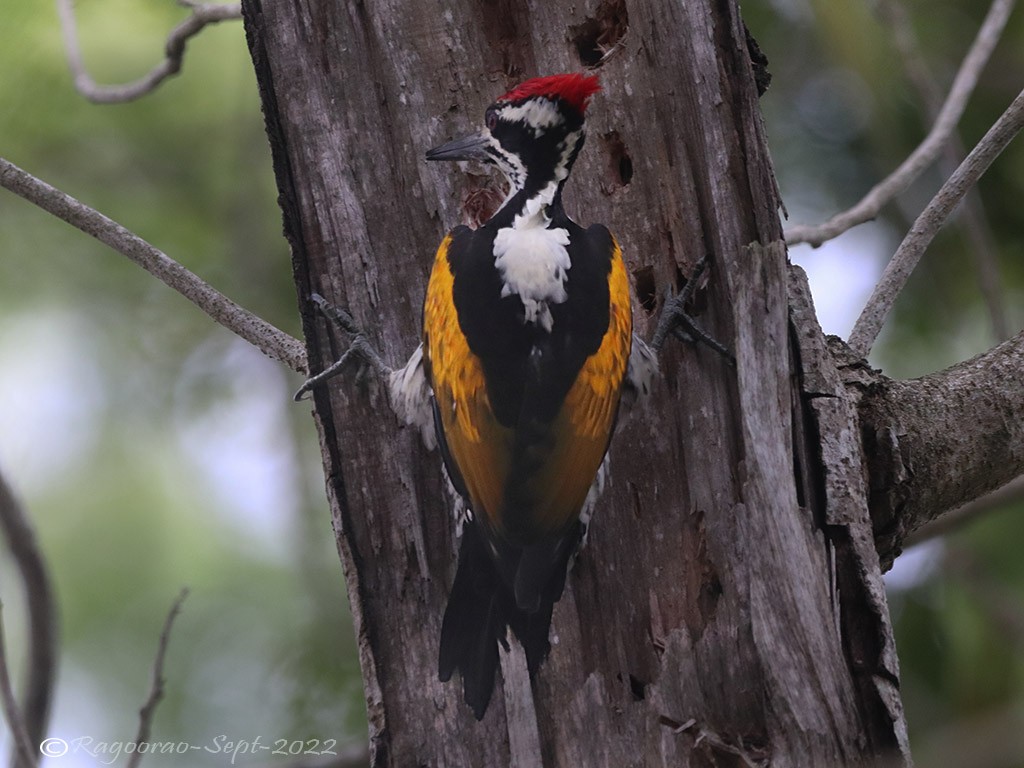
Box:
(241, 0), (911, 764)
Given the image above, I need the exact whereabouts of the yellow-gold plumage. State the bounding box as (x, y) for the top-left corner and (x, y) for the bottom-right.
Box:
(424, 233), (632, 540)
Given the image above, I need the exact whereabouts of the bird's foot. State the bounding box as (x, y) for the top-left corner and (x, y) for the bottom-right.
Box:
(294, 293), (391, 401)
(651, 257), (735, 366)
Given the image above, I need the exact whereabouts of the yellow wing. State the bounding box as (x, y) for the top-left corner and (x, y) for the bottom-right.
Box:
(424, 233), (514, 521)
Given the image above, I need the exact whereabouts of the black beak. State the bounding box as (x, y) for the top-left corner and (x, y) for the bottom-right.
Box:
(426, 131), (491, 162)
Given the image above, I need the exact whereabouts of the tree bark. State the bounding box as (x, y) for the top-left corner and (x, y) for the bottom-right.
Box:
(241, 0), (912, 764)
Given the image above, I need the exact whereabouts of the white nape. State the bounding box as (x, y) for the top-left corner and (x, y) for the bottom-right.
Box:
(498, 98), (563, 137)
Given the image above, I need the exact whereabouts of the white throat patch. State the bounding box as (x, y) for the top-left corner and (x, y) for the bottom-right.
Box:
(492, 185), (571, 332)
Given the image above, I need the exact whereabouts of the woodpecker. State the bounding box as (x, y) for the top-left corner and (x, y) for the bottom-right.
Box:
(389, 72), (657, 719)
(295, 73), (728, 719)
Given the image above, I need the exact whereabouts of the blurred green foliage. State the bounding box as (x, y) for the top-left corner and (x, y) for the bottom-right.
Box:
(1, 0), (1023, 764)
(0, 0), (365, 760)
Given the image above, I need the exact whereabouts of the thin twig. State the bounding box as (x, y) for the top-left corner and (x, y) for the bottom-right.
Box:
(848, 87), (1024, 357)
(875, 0), (1011, 342)
(56, 0), (242, 104)
(659, 715), (768, 767)
(0, 604), (38, 768)
(0, 156), (307, 374)
(0, 472), (57, 768)
(125, 589), (189, 768)
(784, 0), (1015, 247)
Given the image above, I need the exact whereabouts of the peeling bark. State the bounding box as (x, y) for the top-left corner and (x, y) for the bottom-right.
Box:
(788, 268), (908, 756)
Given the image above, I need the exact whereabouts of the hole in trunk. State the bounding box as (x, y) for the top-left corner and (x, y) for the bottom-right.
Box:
(569, 0), (629, 68)
(633, 265), (657, 315)
(628, 673), (647, 701)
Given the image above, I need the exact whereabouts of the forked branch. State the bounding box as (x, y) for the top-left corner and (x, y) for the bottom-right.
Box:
(848, 88), (1024, 358)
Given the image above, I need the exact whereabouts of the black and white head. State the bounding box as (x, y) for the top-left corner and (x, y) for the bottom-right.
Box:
(426, 73), (601, 217)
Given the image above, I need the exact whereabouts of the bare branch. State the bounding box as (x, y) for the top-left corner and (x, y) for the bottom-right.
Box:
(0, 472), (57, 768)
(784, 0), (1015, 247)
(874, 0), (1010, 342)
(848, 88), (1024, 358)
(906, 474), (1024, 548)
(0, 156), (307, 374)
(56, 0), (242, 104)
(0, 604), (38, 768)
(125, 589), (189, 768)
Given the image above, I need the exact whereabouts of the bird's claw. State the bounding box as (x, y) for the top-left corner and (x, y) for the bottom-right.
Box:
(310, 293), (363, 336)
(651, 258), (736, 367)
(293, 293), (390, 401)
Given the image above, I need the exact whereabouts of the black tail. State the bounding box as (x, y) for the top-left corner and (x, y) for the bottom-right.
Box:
(438, 519), (581, 719)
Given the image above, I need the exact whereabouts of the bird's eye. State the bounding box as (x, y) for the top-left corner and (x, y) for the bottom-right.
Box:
(485, 109), (498, 131)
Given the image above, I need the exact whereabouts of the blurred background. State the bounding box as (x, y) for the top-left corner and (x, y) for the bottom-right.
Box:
(0, 0), (1022, 765)
(0, 0), (364, 763)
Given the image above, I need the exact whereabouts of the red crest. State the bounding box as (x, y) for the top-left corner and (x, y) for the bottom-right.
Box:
(497, 73), (601, 115)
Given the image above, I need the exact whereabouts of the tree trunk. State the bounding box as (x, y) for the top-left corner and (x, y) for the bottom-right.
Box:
(241, 0), (911, 764)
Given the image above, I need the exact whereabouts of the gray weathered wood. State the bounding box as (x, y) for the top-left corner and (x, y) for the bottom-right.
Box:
(788, 267), (909, 756)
